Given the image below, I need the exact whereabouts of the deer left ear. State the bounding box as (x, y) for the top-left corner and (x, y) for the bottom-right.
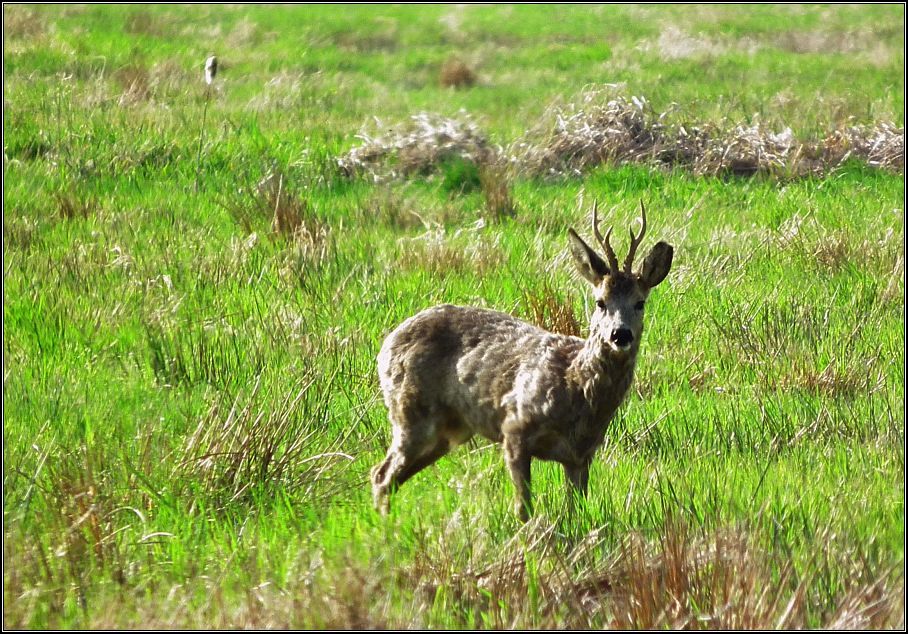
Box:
(568, 229), (610, 284)
(640, 242), (673, 288)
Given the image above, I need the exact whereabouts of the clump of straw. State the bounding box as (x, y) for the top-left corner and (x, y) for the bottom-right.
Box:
(337, 111), (498, 181)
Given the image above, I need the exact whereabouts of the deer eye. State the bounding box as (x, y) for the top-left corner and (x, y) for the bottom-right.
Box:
(635, 301), (645, 311)
(596, 299), (607, 311)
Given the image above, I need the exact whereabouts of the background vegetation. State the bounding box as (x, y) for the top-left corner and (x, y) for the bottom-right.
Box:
(4, 4), (904, 628)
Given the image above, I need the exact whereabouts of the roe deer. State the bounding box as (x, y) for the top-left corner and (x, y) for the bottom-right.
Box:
(371, 201), (673, 519)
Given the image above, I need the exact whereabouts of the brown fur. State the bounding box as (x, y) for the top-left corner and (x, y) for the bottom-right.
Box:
(371, 211), (674, 519)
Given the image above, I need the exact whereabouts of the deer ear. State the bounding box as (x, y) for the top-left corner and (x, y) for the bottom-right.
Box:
(640, 242), (673, 288)
(569, 229), (609, 284)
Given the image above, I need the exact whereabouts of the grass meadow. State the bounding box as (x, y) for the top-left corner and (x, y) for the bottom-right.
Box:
(3, 4), (905, 628)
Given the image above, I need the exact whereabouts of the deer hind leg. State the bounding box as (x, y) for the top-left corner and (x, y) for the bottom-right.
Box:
(371, 405), (451, 515)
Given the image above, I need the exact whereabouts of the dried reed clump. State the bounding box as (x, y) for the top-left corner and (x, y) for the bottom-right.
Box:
(686, 123), (802, 177)
(509, 86), (904, 179)
(440, 56), (477, 89)
(823, 122), (905, 172)
(512, 89), (666, 177)
(340, 88), (903, 183)
(337, 112), (498, 181)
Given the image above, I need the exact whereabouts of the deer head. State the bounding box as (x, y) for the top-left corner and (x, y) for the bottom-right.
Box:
(568, 201), (674, 355)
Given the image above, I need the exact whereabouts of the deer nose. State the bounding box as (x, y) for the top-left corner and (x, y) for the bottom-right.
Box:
(611, 328), (633, 348)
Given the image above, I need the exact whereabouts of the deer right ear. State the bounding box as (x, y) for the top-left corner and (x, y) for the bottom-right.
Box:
(568, 229), (610, 284)
(640, 241), (673, 288)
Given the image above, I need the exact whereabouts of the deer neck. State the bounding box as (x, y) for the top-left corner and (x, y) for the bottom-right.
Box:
(569, 331), (639, 414)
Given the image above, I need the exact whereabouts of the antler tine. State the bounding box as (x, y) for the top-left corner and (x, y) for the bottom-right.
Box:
(623, 200), (648, 272)
(591, 200), (620, 272)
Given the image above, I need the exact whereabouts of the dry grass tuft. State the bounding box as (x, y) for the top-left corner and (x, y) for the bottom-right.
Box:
(524, 282), (582, 337)
(395, 224), (505, 277)
(219, 169), (329, 252)
(650, 25), (742, 60)
(686, 123), (803, 177)
(440, 56), (477, 89)
(123, 9), (169, 37)
(176, 374), (352, 507)
(333, 21), (399, 53)
(823, 122), (905, 172)
(3, 5), (45, 39)
(591, 523), (903, 629)
(479, 160), (518, 221)
(410, 519), (906, 630)
(340, 90), (903, 183)
(513, 88), (664, 178)
(782, 360), (882, 398)
(337, 112), (497, 181)
(808, 230), (853, 272)
(55, 189), (98, 220)
(360, 187), (442, 229)
(114, 63), (152, 106)
(255, 171), (334, 266)
(260, 171), (305, 237)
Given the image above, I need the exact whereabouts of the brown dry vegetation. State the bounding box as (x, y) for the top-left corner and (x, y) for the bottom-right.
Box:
(394, 226), (506, 278)
(337, 112), (496, 180)
(9, 520), (900, 629)
(338, 87), (904, 181)
(3, 5), (46, 39)
(523, 281), (582, 338)
(478, 161), (517, 222)
(440, 56), (478, 89)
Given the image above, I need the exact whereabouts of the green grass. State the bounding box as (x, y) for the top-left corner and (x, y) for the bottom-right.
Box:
(3, 4), (905, 629)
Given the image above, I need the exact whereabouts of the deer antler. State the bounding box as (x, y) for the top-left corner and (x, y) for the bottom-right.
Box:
(623, 200), (647, 273)
(592, 200), (619, 272)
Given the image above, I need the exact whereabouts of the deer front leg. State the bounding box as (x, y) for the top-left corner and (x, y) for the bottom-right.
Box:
(503, 434), (532, 521)
(563, 460), (591, 515)
(564, 460), (590, 497)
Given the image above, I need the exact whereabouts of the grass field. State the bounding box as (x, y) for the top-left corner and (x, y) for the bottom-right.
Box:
(3, 4), (905, 628)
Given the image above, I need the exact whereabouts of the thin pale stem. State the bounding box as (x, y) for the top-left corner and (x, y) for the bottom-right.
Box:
(194, 86), (212, 194)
